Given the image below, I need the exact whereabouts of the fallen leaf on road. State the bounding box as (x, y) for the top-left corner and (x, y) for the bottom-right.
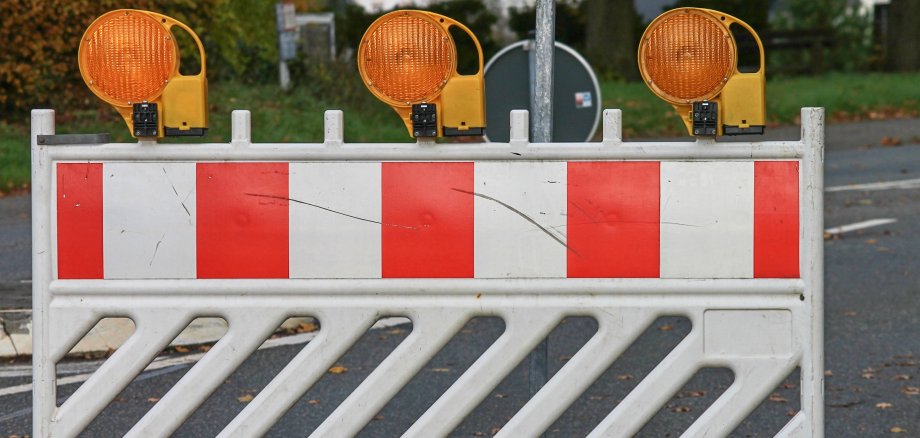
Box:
(491, 427), (501, 435)
(671, 406), (690, 413)
(844, 311), (857, 317)
(787, 409), (797, 417)
(328, 365), (348, 374)
(769, 393), (788, 403)
(825, 370), (834, 377)
(237, 394), (253, 403)
(147, 397), (159, 403)
(174, 346), (190, 353)
(894, 374), (912, 381)
(881, 136), (902, 147)
(828, 399), (864, 408)
(902, 386), (919, 396)
(373, 415), (384, 421)
(782, 383), (798, 389)
(308, 399), (320, 405)
(616, 374), (634, 381)
(296, 322), (317, 333)
(865, 239), (878, 245)
(494, 393), (507, 399)
(876, 402), (893, 409)
(658, 324), (673, 331)
(890, 427), (906, 433)
(429, 367), (451, 372)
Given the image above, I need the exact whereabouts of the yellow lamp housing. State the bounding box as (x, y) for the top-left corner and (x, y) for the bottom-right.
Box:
(78, 9), (208, 139)
(358, 10), (486, 139)
(638, 8), (765, 137)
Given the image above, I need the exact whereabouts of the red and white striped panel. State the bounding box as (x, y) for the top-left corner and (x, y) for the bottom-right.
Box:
(55, 161), (799, 280)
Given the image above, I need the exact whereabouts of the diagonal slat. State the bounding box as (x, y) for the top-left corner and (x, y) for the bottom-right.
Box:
(218, 309), (378, 438)
(587, 330), (703, 438)
(497, 311), (655, 438)
(775, 411), (808, 438)
(403, 310), (562, 438)
(50, 310), (191, 438)
(125, 311), (286, 438)
(310, 310), (471, 437)
(682, 358), (798, 438)
(49, 307), (104, 363)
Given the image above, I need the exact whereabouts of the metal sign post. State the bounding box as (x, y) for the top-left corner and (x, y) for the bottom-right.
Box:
(528, 0), (555, 408)
(532, 0), (555, 143)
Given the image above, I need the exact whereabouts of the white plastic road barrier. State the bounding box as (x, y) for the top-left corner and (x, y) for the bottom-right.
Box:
(31, 107), (825, 437)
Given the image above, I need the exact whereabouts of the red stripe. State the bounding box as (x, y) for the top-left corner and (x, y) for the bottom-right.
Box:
(382, 162), (474, 278)
(567, 162), (660, 278)
(196, 163), (289, 278)
(754, 161), (800, 278)
(57, 163), (104, 279)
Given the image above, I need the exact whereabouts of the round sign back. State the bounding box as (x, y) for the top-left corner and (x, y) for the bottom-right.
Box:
(484, 40), (601, 143)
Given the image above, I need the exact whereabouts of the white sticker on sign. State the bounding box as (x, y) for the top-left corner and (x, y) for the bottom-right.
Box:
(575, 91), (592, 109)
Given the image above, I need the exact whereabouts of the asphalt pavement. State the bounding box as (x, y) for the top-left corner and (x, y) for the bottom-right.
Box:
(1, 118), (919, 436)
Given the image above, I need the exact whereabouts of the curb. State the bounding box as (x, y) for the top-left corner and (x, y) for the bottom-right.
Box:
(0, 310), (31, 358)
(0, 310), (314, 359)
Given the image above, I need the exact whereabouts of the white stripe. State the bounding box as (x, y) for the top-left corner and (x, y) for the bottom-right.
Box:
(660, 162), (754, 278)
(826, 177), (920, 192)
(289, 163), (381, 278)
(474, 162), (567, 278)
(824, 218), (897, 235)
(103, 163), (196, 279)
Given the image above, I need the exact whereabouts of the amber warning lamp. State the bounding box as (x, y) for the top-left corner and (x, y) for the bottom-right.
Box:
(639, 8), (766, 137)
(78, 9), (208, 139)
(358, 10), (486, 138)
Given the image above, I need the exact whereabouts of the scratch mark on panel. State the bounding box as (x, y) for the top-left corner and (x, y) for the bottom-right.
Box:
(245, 193), (416, 230)
(568, 200), (600, 224)
(149, 233), (165, 267)
(451, 188), (576, 254)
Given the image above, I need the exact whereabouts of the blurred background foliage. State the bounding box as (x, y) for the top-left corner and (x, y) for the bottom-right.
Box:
(0, 0), (278, 122)
(0, 0), (907, 120)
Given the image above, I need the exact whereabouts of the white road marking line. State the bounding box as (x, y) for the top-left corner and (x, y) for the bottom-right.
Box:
(0, 317), (411, 398)
(0, 364), (189, 422)
(826, 177), (920, 192)
(824, 218), (897, 236)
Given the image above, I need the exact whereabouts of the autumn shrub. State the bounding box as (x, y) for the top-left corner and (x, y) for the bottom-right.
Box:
(0, 0), (278, 122)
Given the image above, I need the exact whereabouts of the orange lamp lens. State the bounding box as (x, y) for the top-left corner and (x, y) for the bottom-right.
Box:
(359, 12), (454, 104)
(639, 10), (734, 103)
(80, 10), (176, 106)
